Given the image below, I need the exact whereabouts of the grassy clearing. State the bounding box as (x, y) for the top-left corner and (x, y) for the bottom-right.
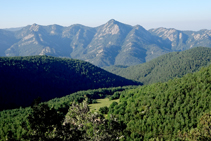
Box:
(89, 98), (119, 111)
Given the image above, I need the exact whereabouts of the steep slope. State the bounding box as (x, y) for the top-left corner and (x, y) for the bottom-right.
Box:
(80, 19), (133, 67)
(61, 24), (97, 58)
(184, 29), (211, 48)
(3, 27), (23, 31)
(108, 62), (211, 140)
(105, 47), (211, 84)
(0, 55), (139, 110)
(104, 65), (129, 74)
(149, 27), (211, 51)
(5, 24), (96, 58)
(1, 20), (211, 67)
(115, 25), (171, 66)
(0, 29), (18, 56)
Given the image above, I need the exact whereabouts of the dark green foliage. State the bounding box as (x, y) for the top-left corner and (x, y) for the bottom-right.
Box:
(0, 86), (135, 140)
(99, 106), (109, 114)
(108, 64), (211, 140)
(105, 47), (211, 85)
(20, 98), (126, 140)
(3, 47), (211, 140)
(47, 86), (137, 108)
(0, 107), (31, 140)
(178, 111), (211, 140)
(103, 65), (129, 75)
(64, 99), (126, 140)
(22, 103), (64, 140)
(0, 55), (139, 110)
(22, 101), (85, 141)
(109, 91), (121, 100)
(90, 99), (98, 104)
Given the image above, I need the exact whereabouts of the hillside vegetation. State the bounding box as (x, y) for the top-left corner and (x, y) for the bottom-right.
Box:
(0, 86), (137, 140)
(0, 55), (139, 110)
(2, 62), (211, 140)
(105, 47), (211, 85)
(108, 63), (211, 140)
(89, 98), (119, 111)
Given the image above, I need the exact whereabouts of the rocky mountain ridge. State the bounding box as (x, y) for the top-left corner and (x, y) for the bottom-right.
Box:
(1, 19), (211, 67)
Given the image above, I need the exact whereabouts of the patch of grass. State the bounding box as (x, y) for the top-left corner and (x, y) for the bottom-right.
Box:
(89, 98), (119, 111)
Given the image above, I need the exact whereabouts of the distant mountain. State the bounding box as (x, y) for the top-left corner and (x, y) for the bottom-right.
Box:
(0, 55), (139, 110)
(1, 19), (211, 67)
(149, 28), (211, 51)
(104, 47), (211, 84)
(3, 27), (23, 31)
(0, 29), (18, 56)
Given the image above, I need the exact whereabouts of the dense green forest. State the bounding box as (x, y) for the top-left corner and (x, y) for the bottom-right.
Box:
(104, 47), (211, 85)
(108, 63), (211, 140)
(0, 55), (139, 110)
(2, 47), (211, 140)
(2, 63), (211, 140)
(0, 86), (136, 140)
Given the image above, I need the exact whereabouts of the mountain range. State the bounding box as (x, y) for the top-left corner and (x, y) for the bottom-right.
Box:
(1, 19), (211, 67)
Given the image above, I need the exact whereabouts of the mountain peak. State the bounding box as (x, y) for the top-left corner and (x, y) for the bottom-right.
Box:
(2, 20), (211, 68)
(30, 23), (40, 32)
(105, 19), (132, 30)
(97, 19), (122, 35)
(108, 19), (116, 22)
(106, 19), (120, 25)
(134, 25), (145, 30)
(32, 23), (38, 26)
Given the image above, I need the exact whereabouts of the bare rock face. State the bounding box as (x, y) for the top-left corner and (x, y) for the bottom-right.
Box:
(29, 23), (40, 32)
(1, 19), (211, 67)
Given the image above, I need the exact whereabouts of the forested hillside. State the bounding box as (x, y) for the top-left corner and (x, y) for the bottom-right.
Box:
(2, 61), (211, 140)
(105, 47), (211, 84)
(108, 63), (211, 140)
(0, 86), (136, 140)
(0, 55), (139, 110)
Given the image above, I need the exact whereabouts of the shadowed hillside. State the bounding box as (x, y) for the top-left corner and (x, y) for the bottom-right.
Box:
(0, 55), (139, 110)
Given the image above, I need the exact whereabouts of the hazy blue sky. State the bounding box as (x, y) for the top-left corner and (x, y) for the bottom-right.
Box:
(0, 0), (211, 31)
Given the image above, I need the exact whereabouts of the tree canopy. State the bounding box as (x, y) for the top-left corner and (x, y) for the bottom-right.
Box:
(0, 55), (139, 110)
(105, 47), (211, 85)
